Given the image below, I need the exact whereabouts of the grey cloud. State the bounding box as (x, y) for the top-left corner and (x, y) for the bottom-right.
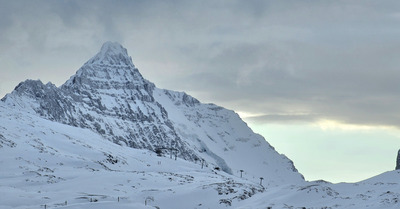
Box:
(174, 38), (400, 128)
(1, 0), (400, 129)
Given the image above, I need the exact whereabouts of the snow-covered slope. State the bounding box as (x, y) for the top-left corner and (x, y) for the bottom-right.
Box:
(0, 103), (265, 209)
(153, 88), (301, 185)
(1, 41), (304, 186)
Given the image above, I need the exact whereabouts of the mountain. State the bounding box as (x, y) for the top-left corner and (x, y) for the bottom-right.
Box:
(1, 42), (400, 209)
(1, 41), (303, 185)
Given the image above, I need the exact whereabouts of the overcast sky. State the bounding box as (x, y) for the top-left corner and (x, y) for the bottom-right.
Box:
(1, 0), (400, 183)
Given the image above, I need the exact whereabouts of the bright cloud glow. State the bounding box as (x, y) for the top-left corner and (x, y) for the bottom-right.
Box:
(315, 120), (394, 131)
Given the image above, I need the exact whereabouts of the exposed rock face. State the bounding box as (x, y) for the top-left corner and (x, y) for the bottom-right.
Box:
(1, 42), (304, 184)
(396, 149), (400, 170)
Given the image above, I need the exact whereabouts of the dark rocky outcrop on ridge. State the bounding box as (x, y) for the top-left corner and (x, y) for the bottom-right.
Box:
(396, 149), (400, 170)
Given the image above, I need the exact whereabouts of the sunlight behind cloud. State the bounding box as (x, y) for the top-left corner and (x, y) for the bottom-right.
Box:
(315, 119), (394, 131)
(236, 111), (265, 119)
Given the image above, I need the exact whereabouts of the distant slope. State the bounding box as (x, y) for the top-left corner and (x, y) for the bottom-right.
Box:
(237, 170), (400, 208)
(154, 88), (302, 185)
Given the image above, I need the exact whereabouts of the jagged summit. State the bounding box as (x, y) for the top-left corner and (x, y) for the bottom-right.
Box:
(63, 42), (151, 91)
(85, 41), (134, 67)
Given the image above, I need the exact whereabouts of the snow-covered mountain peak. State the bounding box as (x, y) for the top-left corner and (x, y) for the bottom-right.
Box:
(2, 42), (305, 189)
(85, 41), (134, 67)
(62, 42), (152, 91)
